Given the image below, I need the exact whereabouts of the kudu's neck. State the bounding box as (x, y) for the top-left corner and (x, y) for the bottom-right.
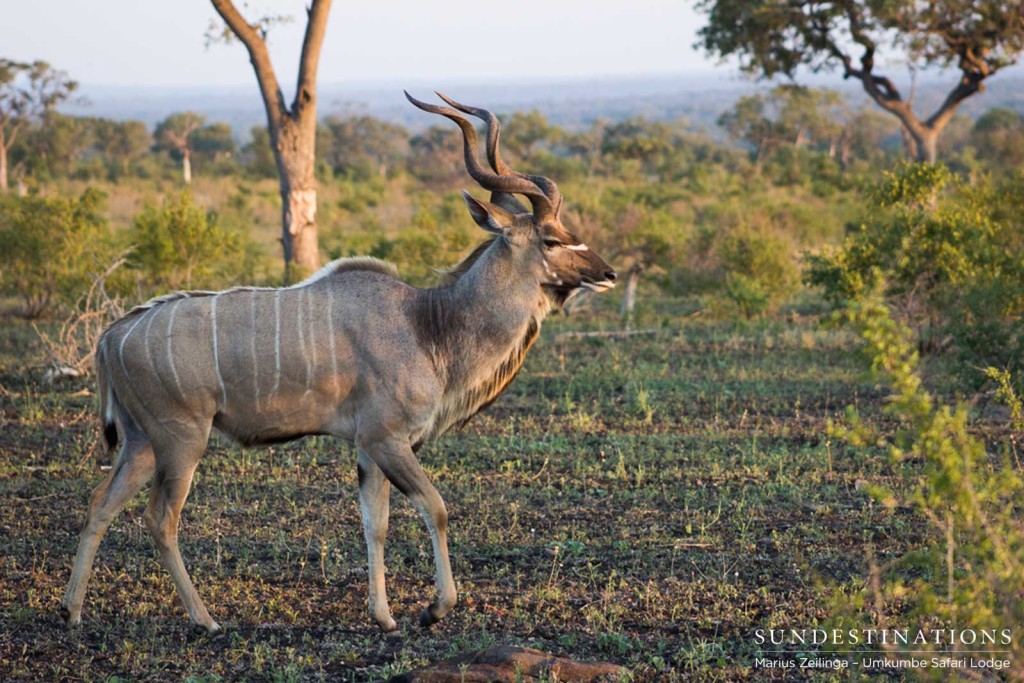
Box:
(417, 239), (550, 388)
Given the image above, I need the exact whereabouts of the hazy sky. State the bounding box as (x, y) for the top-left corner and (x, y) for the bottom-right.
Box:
(6, 0), (719, 88)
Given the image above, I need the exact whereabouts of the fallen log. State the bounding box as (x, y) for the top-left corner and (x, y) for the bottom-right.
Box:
(377, 644), (629, 683)
(554, 328), (658, 342)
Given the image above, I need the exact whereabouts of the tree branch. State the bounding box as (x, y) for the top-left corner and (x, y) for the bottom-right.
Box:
(210, 0), (287, 128)
(3, 116), (27, 151)
(294, 0), (333, 117)
(925, 71), (983, 130)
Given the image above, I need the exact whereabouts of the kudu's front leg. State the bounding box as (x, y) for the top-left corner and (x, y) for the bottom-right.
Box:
(356, 450), (397, 632)
(358, 436), (456, 628)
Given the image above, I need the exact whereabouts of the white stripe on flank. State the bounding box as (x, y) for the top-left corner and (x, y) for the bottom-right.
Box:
(142, 304), (158, 374)
(211, 294), (227, 407)
(296, 288), (311, 390)
(566, 243), (590, 252)
(306, 282), (317, 368)
(165, 300), (185, 400)
(327, 285), (338, 380)
(250, 292), (259, 407)
(102, 335), (115, 422)
(118, 313), (148, 379)
(271, 290), (281, 399)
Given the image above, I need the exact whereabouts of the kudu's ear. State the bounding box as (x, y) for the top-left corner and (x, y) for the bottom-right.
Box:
(462, 190), (515, 236)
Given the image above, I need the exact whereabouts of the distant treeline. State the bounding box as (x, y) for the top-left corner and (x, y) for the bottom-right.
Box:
(8, 84), (1024, 188)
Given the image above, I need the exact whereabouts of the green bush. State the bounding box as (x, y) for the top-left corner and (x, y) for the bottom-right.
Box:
(694, 226), (798, 318)
(0, 188), (117, 317)
(805, 164), (1024, 365)
(829, 291), (1024, 675)
(128, 190), (243, 292)
(722, 229), (796, 309)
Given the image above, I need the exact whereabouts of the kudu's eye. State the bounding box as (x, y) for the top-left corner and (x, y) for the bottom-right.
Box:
(542, 238), (562, 250)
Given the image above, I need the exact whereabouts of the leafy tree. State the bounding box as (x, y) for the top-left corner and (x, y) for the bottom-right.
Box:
(718, 94), (774, 168)
(719, 229), (798, 317)
(499, 110), (561, 161)
(773, 85), (846, 149)
(154, 112), (205, 184)
(600, 117), (688, 179)
(321, 114), (408, 179)
(408, 125), (463, 187)
(0, 59), (77, 190)
(696, 0), (1024, 162)
(129, 190), (241, 291)
(601, 117), (676, 162)
(971, 107), (1024, 172)
(563, 119), (607, 176)
(191, 122), (238, 175)
(837, 107), (902, 170)
(719, 86), (847, 174)
(0, 188), (114, 317)
(209, 0), (333, 281)
(832, 294), (1024, 673)
(94, 119), (151, 178)
(22, 112), (95, 179)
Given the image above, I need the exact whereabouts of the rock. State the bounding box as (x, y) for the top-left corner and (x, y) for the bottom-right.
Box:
(378, 644), (629, 682)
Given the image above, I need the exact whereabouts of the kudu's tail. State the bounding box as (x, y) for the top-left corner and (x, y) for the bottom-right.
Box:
(95, 335), (119, 451)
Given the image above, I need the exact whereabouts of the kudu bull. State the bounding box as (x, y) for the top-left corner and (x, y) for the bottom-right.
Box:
(62, 92), (616, 633)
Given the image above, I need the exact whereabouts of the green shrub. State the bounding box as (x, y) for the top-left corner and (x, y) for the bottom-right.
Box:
(710, 228), (798, 318)
(129, 189), (243, 292)
(0, 188), (117, 317)
(829, 290), (1024, 674)
(805, 164), (1024, 364)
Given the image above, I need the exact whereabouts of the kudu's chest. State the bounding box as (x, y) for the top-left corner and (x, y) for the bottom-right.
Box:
(429, 316), (541, 440)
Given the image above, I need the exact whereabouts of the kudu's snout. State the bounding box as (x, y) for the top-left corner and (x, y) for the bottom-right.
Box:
(605, 270), (617, 283)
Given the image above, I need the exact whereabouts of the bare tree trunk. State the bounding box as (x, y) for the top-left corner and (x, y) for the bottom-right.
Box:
(899, 126), (919, 160)
(281, 172), (318, 278)
(273, 114), (320, 280)
(0, 129), (7, 192)
(211, 0), (332, 282)
(182, 149), (192, 185)
(620, 264), (642, 331)
(915, 131), (938, 164)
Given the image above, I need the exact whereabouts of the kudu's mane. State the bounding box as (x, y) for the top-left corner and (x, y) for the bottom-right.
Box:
(434, 237), (498, 286)
(122, 257), (401, 319)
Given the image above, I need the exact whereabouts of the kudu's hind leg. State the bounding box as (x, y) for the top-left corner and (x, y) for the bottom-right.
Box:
(359, 436), (457, 628)
(357, 450), (397, 632)
(143, 437), (219, 633)
(62, 436), (155, 627)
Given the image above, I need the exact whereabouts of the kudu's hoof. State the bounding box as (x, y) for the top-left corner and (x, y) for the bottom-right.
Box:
(419, 606), (442, 629)
(377, 617), (398, 633)
(191, 620), (222, 636)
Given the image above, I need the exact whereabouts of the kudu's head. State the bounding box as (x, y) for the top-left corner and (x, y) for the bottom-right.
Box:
(406, 92), (616, 308)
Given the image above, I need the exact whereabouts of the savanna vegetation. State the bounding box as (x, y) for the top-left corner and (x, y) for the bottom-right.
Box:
(2, 51), (1024, 681)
